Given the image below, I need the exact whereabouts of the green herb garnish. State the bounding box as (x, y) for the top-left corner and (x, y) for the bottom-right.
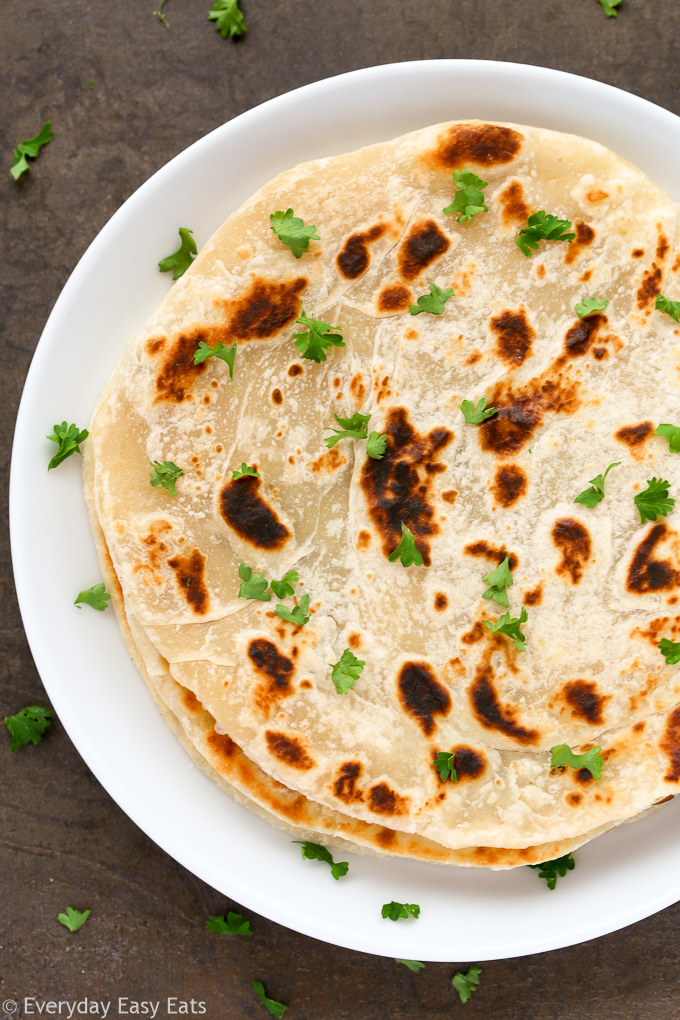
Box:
(550, 743), (603, 780)
(388, 522), (424, 568)
(232, 463), (259, 479)
(597, 0), (622, 16)
(396, 959), (426, 972)
(484, 607), (528, 651)
(206, 911), (252, 935)
(209, 0), (247, 38)
(158, 227), (197, 280)
(482, 555), (513, 608)
(74, 583), (111, 612)
(516, 211), (575, 257)
(366, 431), (387, 460)
(634, 477), (675, 524)
(270, 570), (299, 600)
(293, 840), (348, 880)
(154, 0), (170, 28)
(528, 852), (575, 890)
(654, 424), (680, 454)
(381, 901), (420, 922)
(659, 638), (680, 665)
(193, 340), (237, 382)
(460, 397), (496, 425)
(324, 411), (371, 448)
(656, 294), (680, 323)
(238, 563), (271, 602)
(11, 122), (53, 181)
(47, 422), (89, 470)
(5, 706), (51, 752)
(57, 907), (91, 932)
(270, 208), (319, 258)
(409, 282), (454, 316)
(293, 309), (345, 363)
(434, 751), (458, 783)
(251, 980), (286, 1019)
(452, 965), (481, 1004)
(573, 461), (619, 509)
(330, 648), (365, 694)
(575, 297), (609, 318)
(443, 168), (488, 222)
(275, 594), (310, 627)
(150, 459), (184, 496)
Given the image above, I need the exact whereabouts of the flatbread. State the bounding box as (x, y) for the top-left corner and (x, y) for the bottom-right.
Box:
(86, 120), (680, 858)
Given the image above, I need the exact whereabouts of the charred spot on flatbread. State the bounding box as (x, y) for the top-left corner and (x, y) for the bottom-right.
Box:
(377, 283), (412, 312)
(491, 464), (528, 507)
(368, 782), (409, 816)
(220, 474), (290, 549)
(661, 708), (680, 783)
(207, 729), (239, 760)
(564, 220), (595, 265)
(523, 583), (543, 606)
(562, 680), (609, 725)
(360, 407), (452, 566)
(333, 761), (364, 803)
(398, 220), (450, 280)
(265, 730), (315, 770)
(627, 524), (680, 593)
(434, 592), (448, 611)
(552, 518), (592, 585)
(479, 366), (580, 456)
(469, 662), (539, 745)
(564, 313), (606, 357)
(433, 745), (486, 784)
(337, 224), (386, 279)
(491, 307), (535, 366)
(637, 264), (663, 309)
(221, 276), (307, 341)
(464, 540), (518, 570)
(248, 638), (295, 712)
(167, 549), (209, 614)
(615, 422), (653, 448)
(152, 329), (211, 403)
(426, 122), (523, 171)
(397, 661), (451, 735)
(498, 180), (530, 227)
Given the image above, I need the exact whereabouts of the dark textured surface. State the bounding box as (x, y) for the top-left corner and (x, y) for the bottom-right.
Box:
(3, 1), (680, 1017)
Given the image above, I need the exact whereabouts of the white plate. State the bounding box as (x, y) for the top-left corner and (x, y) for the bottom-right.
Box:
(11, 59), (680, 962)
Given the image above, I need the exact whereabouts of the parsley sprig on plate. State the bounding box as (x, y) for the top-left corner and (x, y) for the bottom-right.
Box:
(597, 0), (622, 17)
(270, 209), (319, 258)
(516, 211), (575, 257)
(656, 294), (680, 323)
(158, 227), (197, 280)
(381, 901), (420, 921)
(396, 959), (426, 972)
(275, 595), (310, 627)
(293, 310), (345, 363)
(434, 751), (458, 783)
(443, 168), (488, 222)
(74, 583), (111, 611)
(232, 463), (259, 479)
(293, 841), (348, 880)
(270, 570), (299, 600)
(482, 555), (513, 608)
(251, 980), (286, 1019)
(655, 424), (680, 453)
(325, 411), (386, 459)
(150, 459), (184, 496)
(484, 608), (528, 651)
(209, 0), (247, 39)
(528, 852), (575, 889)
(634, 478), (675, 524)
(238, 563), (271, 601)
(5, 706), (52, 752)
(58, 907), (91, 932)
(409, 282), (454, 316)
(47, 422), (88, 470)
(575, 297), (608, 318)
(573, 462), (619, 508)
(330, 648), (365, 694)
(460, 397), (496, 425)
(194, 340), (237, 381)
(550, 743), (603, 780)
(388, 523), (423, 567)
(452, 965), (481, 1004)
(206, 911), (252, 935)
(658, 638), (680, 665)
(11, 122), (52, 180)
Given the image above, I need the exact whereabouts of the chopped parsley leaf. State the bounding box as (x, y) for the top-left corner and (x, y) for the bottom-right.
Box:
(396, 959), (426, 972)
(575, 297), (609, 318)
(460, 397), (496, 425)
(209, 0), (247, 39)
(484, 607), (528, 651)
(206, 911), (252, 935)
(47, 422), (88, 470)
(655, 423), (680, 454)
(5, 706), (51, 752)
(293, 840), (348, 880)
(434, 751), (458, 783)
(550, 743), (603, 780)
(150, 459), (184, 496)
(74, 583), (111, 612)
(516, 211), (575, 257)
(366, 431), (387, 460)
(11, 122), (52, 181)
(275, 594), (310, 627)
(659, 638), (680, 665)
(293, 309), (345, 363)
(154, 0), (170, 28)
(388, 522), (424, 568)
(158, 227), (197, 280)
(482, 554), (513, 608)
(381, 901), (420, 921)
(330, 648), (365, 694)
(409, 282), (454, 316)
(270, 570), (299, 600)
(656, 294), (680, 323)
(324, 411), (370, 448)
(58, 907), (90, 932)
(634, 477), (675, 524)
(251, 980), (286, 1019)
(452, 965), (481, 1004)
(238, 563), (271, 602)
(597, 0), (622, 16)
(573, 461), (619, 508)
(528, 852), (575, 890)
(193, 340), (237, 381)
(443, 168), (488, 222)
(270, 208), (319, 258)
(232, 463), (259, 479)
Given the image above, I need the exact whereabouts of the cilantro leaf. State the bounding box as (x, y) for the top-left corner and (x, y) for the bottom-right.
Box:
(482, 554), (513, 608)
(293, 840), (349, 880)
(659, 638), (680, 665)
(208, 0), (247, 39)
(409, 282), (455, 316)
(270, 570), (299, 600)
(324, 411), (371, 448)
(388, 522), (424, 568)
(573, 461), (620, 509)
(634, 477), (675, 524)
(5, 706), (51, 753)
(656, 294), (680, 323)
(443, 168), (489, 222)
(11, 122), (52, 181)
(251, 981), (286, 1019)
(452, 964), (481, 1005)
(381, 901), (420, 921)
(154, 0), (170, 28)
(193, 340), (237, 382)
(238, 563), (271, 602)
(57, 907), (91, 932)
(575, 297), (609, 318)
(434, 751), (458, 783)
(528, 852), (575, 890)
(293, 310), (345, 363)
(150, 460), (184, 496)
(396, 959), (426, 972)
(516, 211), (576, 257)
(232, 463), (259, 479)
(460, 397), (496, 425)
(274, 594), (310, 627)
(484, 607), (528, 651)
(74, 583), (111, 612)
(47, 422), (89, 470)
(366, 431), (387, 460)
(206, 911), (252, 935)
(550, 743), (603, 780)
(330, 648), (365, 694)
(158, 227), (197, 280)
(655, 423), (680, 454)
(597, 0), (622, 16)
(270, 208), (319, 258)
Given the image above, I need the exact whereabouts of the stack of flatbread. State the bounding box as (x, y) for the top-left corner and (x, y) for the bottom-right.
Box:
(84, 120), (680, 868)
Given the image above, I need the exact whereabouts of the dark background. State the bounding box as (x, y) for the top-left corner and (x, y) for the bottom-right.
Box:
(3, 1), (680, 1017)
